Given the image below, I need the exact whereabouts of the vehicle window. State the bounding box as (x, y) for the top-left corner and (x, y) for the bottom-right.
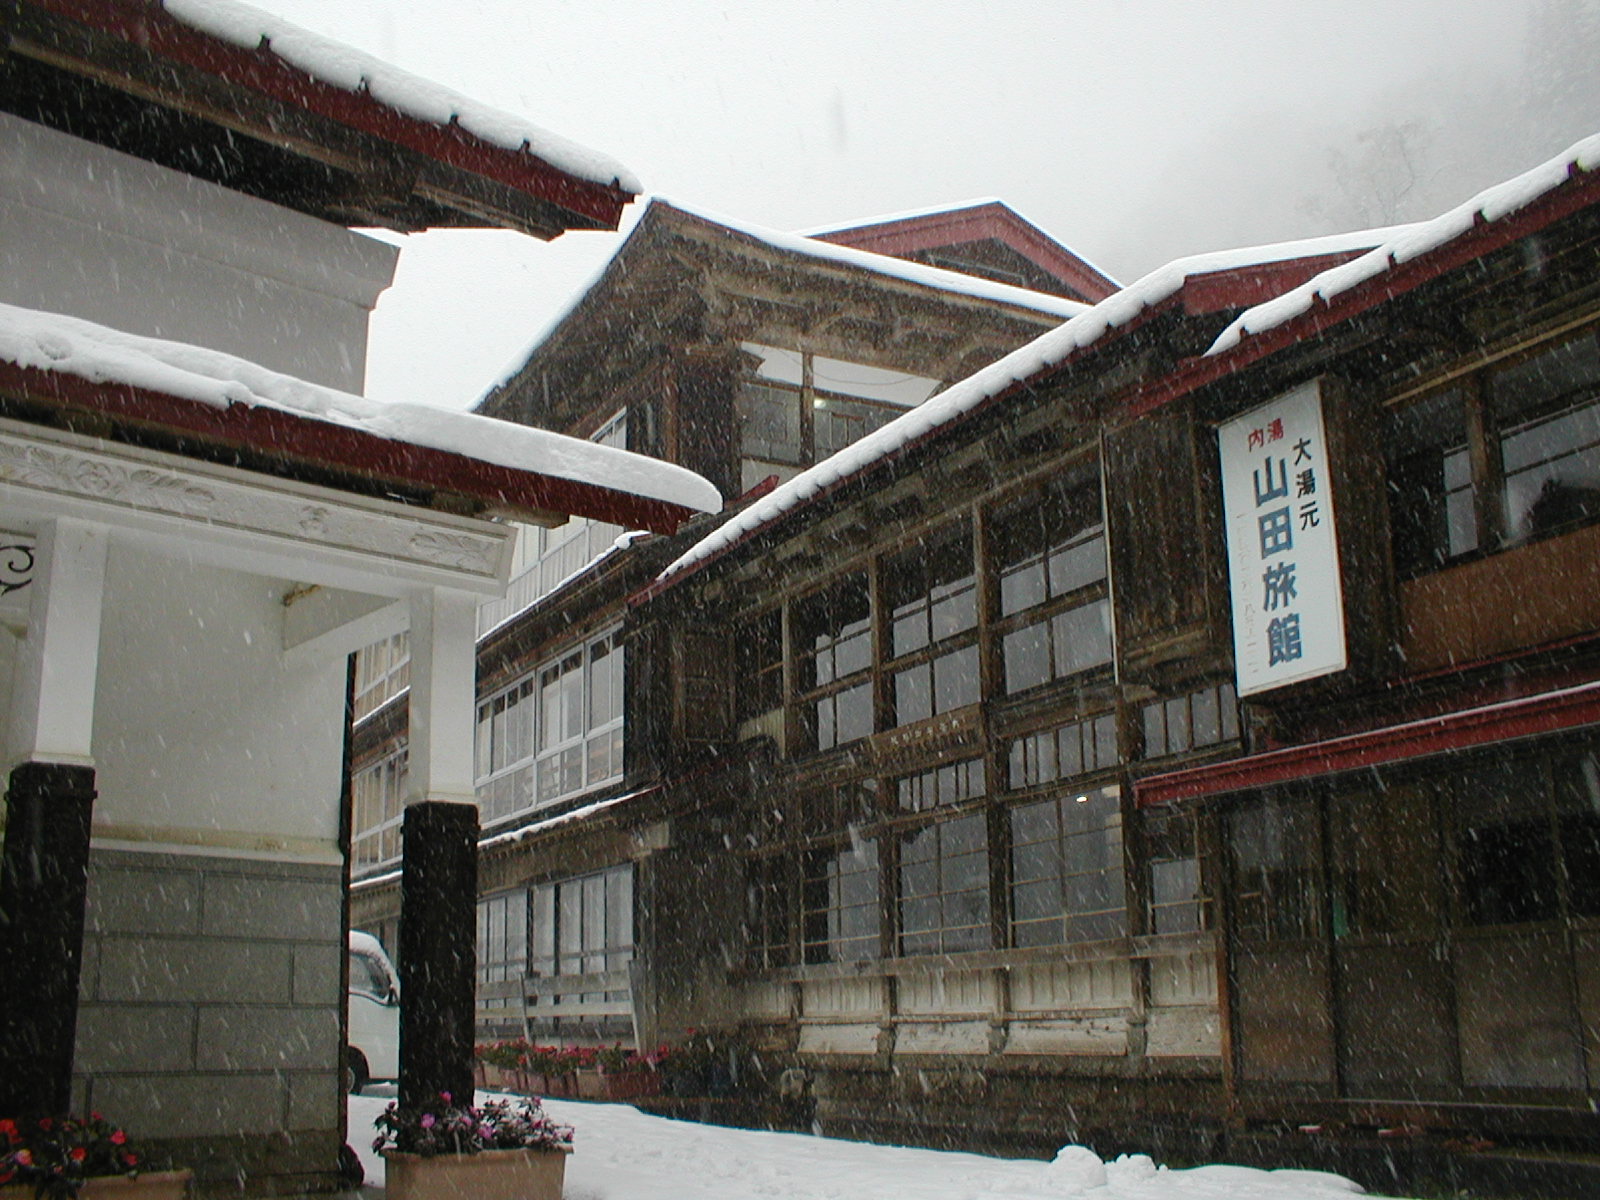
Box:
(349, 951), (390, 1000)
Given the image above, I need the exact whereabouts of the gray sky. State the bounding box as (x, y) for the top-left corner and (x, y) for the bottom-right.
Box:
(248, 1), (1598, 412)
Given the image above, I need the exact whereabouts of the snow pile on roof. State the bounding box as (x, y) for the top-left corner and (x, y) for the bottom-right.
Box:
(0, 303), (720, 514)
(1209, 132), (1600, 355)
(163, 0), (640, 192)
(350, 1093), (1392, 1200)
(656, 225), (1406, 583)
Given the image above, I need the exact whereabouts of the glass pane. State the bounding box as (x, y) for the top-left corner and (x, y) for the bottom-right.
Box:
(1003, 622), (1050, 693)
(1053, 599), (1113, 676)
(894, 663), (932, 727)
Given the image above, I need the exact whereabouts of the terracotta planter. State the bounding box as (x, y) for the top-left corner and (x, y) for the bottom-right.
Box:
(2, 1170), (192, 1200)
(577, 1070), (661, 1102)
(383, 1148), (569, 1200)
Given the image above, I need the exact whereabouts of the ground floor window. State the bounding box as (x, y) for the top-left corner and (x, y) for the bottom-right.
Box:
(476, 888), (529, 1009)
(1009, 785), (1125, 946)
(530, 865), (634, 1005)
(897, 812), (990, 955)
(803, 837), (880, 963)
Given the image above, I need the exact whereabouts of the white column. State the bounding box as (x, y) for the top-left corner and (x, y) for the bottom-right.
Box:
(405, 586), (479, 807)
(7, 518), (109, 769)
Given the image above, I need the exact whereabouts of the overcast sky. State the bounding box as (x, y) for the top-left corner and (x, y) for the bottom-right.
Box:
(247, 1), (1600, 413)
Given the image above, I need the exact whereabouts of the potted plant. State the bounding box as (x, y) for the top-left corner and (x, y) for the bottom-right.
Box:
(0, 1113), (190, 1200)
(373, 1093), (572, 1200)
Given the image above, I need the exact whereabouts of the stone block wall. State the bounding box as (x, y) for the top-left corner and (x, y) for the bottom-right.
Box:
(73, 848), (345, 1196)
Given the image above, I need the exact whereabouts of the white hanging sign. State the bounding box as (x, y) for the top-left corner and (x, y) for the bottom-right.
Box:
(1218, 379), (1347, 696)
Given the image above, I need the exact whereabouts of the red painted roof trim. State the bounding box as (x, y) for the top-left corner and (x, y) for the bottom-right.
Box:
(0, 360), (699, 535)
(1177, 251), (1368, 315)
(1135, 680), (1600, 807)
(813, 201), (1119, 301)
(26, 0), (632, 227)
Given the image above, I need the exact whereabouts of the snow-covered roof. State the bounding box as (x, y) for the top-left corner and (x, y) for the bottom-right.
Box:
(162, 0), (638, 193)
(480, 197), (1087, 404)
(653, 226), (1406, 585)
(1208, 132), (1600, 356)
(0, 303), (721, 518)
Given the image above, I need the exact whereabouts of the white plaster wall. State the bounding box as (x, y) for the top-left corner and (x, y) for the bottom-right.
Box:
(0, 113), (397, 391)
(90, 541), (348, 852)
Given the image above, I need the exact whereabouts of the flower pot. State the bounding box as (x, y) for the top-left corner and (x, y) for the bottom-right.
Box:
(383, 1148), (569, 1200)
(579, 1070), (661, 1102)
(2, 1170), (192, 1200)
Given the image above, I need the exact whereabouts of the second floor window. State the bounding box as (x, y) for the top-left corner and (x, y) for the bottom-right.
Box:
(475, 628), (624, 823)
(885, 526), (979, 727)
(794, 574), (873, 752)
(1387, 325), (1600, 576)
(991, 471), (1112, 694)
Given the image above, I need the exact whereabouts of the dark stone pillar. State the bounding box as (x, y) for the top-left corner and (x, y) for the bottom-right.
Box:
(0, 762), (96, 1117)
(398, 800), (478, 1109)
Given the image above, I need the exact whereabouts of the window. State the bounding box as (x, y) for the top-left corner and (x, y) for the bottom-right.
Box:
(885, 524), (979, 727)
(1009, 785), (1126, 947)
(738, 381), (804, 465)
(353, 632), (410, 720)
(1008, 713), (1118, 788)
(896, 759), (984, 814)
(351, 748), (407, 870)
(1228, 797), (1321, 942)
(1386, 326), (1600, 575)
(898, 812), (990, 955)
(794, 574), (874, 752)
(529, 865), (633, 1006)
(475, 628), (624, 823)
(1140, 682), (1239, 759)
(803, 837), (880, 963)
(735, 608), (784, 725)
(991, 472), (1112, 694)
(1493, 332), (1600, 541)
(746, 855), (795, 969)
(1144, 807), (1210, 935)
(477, 889), (529, 1005)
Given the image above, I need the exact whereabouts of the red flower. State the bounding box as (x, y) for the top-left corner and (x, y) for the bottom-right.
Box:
(70, 1147), (86, 1162)
(36, 1119), (51, 1132)
(110, 1130), (127, 1145)
(123, 1153), (139, 1167)
(0, 1120), (15, 1136)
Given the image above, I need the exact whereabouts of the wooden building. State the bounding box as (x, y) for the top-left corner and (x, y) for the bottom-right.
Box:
(349, 97), (1600, 1191)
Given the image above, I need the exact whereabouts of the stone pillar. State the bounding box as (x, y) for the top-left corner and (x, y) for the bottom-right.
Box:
(0, 519), (108, 1116)
(0, 763), (96, 1115)
(397, 588), (480, 1109)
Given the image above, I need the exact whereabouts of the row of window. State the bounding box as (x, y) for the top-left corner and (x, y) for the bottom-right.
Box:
(737, 465), (1114, 754)
(747, 766), (1211, 969)
(478, 865), (635, 1007)
(475, 628), (624, 825)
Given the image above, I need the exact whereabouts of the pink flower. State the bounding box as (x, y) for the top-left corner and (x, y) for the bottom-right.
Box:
(110, 1130), (127, 1145)
(419, 1114), (436, 1130)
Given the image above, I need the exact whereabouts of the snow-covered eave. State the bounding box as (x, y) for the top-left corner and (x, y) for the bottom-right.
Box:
(0, 303), (721, 533)
(350, 786), (657, 891)
(27, 0), (638, 227)
(1195, 134), (1600, 374)
(640, 226), (1415, 600)
(665, 199), (1090, 321)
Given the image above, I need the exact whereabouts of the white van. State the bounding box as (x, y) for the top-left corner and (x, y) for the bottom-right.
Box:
(346, 930), (400, 1093)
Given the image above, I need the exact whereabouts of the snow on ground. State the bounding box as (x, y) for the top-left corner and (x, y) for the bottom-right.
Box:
(348, 1092), (1404, 1200)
